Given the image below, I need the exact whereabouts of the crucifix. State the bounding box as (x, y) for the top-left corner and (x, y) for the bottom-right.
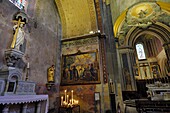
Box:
(11, 18), (25, 49)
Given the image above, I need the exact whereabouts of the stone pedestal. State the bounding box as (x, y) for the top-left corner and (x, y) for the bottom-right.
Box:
(4, 49), (24, 67)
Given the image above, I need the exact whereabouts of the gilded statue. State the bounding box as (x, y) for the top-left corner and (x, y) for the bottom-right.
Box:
(11, 18), (25, 51)
(47, 65), (55, 83)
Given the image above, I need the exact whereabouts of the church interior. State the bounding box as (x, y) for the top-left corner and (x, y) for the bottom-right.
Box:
(0, 0), (170, 113)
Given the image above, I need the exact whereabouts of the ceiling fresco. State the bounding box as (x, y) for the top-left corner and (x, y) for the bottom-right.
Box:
(114, 1), (170, 38)
(55, 0), (98, 39)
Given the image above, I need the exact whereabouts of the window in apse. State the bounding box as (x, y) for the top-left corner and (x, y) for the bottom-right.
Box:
(136, 43), (146, 60)
(9, 0), (26, 9)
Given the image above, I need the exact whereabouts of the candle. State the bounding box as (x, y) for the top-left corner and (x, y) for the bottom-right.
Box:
(72, 99), (74, 104)
(67, 95), (69, 104)
(70, 99), (72, 104)
(61, 96), (63, 106)
(71, 90), (73, 104)
(64, 90), (67, 102)
(27, 62), (29, 68)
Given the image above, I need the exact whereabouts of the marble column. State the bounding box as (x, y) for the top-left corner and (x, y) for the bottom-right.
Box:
(119, 47), (137, 91)
(163, 42), (170, 67)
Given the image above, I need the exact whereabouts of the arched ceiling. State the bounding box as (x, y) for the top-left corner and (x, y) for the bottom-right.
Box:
(114, 1), (170, 38)
(55, 0), (98, 39)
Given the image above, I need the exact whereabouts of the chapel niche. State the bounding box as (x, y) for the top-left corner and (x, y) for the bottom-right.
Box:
(134, 34), (167, 80)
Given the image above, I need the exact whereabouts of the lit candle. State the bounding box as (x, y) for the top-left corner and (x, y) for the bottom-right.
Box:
(61, 96), (63, 106)
(71, 90), (73, 104)
(67, 95), (69, 104)
(72, 99), (74, 105)
(64, 90), (67, 102)
(27, 62), (29, 68)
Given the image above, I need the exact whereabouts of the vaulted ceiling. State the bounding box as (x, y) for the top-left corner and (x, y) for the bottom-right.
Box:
(55, 0), (98, 39)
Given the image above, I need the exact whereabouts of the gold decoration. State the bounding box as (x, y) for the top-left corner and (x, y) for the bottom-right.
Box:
(47, 65), (55, 83)
(130, 3), (153, 18)
(11, 18), (25, 49)
(113, 1), (170, 37)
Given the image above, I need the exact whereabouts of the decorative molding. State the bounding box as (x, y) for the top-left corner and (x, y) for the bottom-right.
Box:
(87, 0), (97, 31)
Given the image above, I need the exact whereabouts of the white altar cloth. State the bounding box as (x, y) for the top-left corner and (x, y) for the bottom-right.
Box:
(0, 95), (48, 113)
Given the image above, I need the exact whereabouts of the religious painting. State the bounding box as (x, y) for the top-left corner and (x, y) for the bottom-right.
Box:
(151, 64), (161, 78)
(61, 50), (100, 85)
(133, 65), (139, 76)
(139, 63), (151, 79)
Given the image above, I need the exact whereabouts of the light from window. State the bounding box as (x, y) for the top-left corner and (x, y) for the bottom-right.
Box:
(9, 0), (26, 9)
(136, 43), (146, 60)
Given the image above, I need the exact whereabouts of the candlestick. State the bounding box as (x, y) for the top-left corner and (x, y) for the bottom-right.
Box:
(27, 62), (29, 68)
(65, 90), (67, 102)
(70, 99), (72, 104)
(25, 63), (29, 81)
(61, 96), (63, 106)
(67, 95), (69, 104)
(71, 90), (73, 104)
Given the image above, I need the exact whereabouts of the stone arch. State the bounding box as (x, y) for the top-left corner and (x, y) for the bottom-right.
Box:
(125, 22), (170, 47)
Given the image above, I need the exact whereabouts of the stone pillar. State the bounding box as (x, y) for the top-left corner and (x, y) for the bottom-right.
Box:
(2, 105), (9, 113)
(36, 102), (41, 113)
(22, 104), (28, 113)
(163, 43), (170, 67)
(119, 47), (137, 91)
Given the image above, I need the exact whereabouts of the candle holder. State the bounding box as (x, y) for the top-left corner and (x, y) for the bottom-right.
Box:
(46, 83), (55, 91)
(60, 90), (79, 108)
(25, 63), (29, 81)
(25, 68), (29, 81)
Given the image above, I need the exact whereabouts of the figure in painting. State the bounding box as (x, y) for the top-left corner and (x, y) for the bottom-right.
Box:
(83, 64), (92, 81)
(123, 68), (132, 90)
(63, 67), (69, 80)
(79, 65), (84, 80)
(90, 63), (97, 81)
(72, 65), (79, 81)
(143, 66), (147, 78)
(138, 9), (147, 18)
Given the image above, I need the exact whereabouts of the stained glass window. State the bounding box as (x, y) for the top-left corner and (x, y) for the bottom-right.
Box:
(136, 43), (146, 60)
(9, 0), (26, 9)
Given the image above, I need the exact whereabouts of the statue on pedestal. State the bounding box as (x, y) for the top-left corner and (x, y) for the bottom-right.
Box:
(5, 9), (28, 68)
(11, 9), (28, 52)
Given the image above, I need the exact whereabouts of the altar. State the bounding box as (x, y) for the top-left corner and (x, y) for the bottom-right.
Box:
(135, 99), (170, 113)
(0, 95), (48, 113)
(0, 8), (49, 113)
(59, 105), (80, 113)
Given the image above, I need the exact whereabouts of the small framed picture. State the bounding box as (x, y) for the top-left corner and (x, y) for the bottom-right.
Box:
(94, 92), (100, 101)
(4, 80), (16, 95)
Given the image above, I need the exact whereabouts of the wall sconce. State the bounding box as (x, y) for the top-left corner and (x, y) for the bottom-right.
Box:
(46, 83), (55, 90)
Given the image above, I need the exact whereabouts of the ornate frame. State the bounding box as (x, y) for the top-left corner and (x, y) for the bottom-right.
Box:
(61, 50), (100, 85)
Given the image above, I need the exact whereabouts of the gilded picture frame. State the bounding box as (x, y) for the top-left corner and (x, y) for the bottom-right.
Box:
(61, 50), (100, 85)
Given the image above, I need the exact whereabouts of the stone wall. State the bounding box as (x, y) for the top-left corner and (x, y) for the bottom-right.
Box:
(61, 36), (111, 112)
(0, 0), (62, 110)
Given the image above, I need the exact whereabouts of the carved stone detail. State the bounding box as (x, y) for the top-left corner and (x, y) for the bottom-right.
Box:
(5, 49), (24, 67)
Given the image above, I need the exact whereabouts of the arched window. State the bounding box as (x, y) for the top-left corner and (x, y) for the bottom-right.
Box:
(136, 43), (146, 60)
(9, 0), (26, 9)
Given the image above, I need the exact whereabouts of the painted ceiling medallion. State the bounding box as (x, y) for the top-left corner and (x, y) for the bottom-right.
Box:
(130, 3), (153, 18)
(126, 2), (161, 28)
